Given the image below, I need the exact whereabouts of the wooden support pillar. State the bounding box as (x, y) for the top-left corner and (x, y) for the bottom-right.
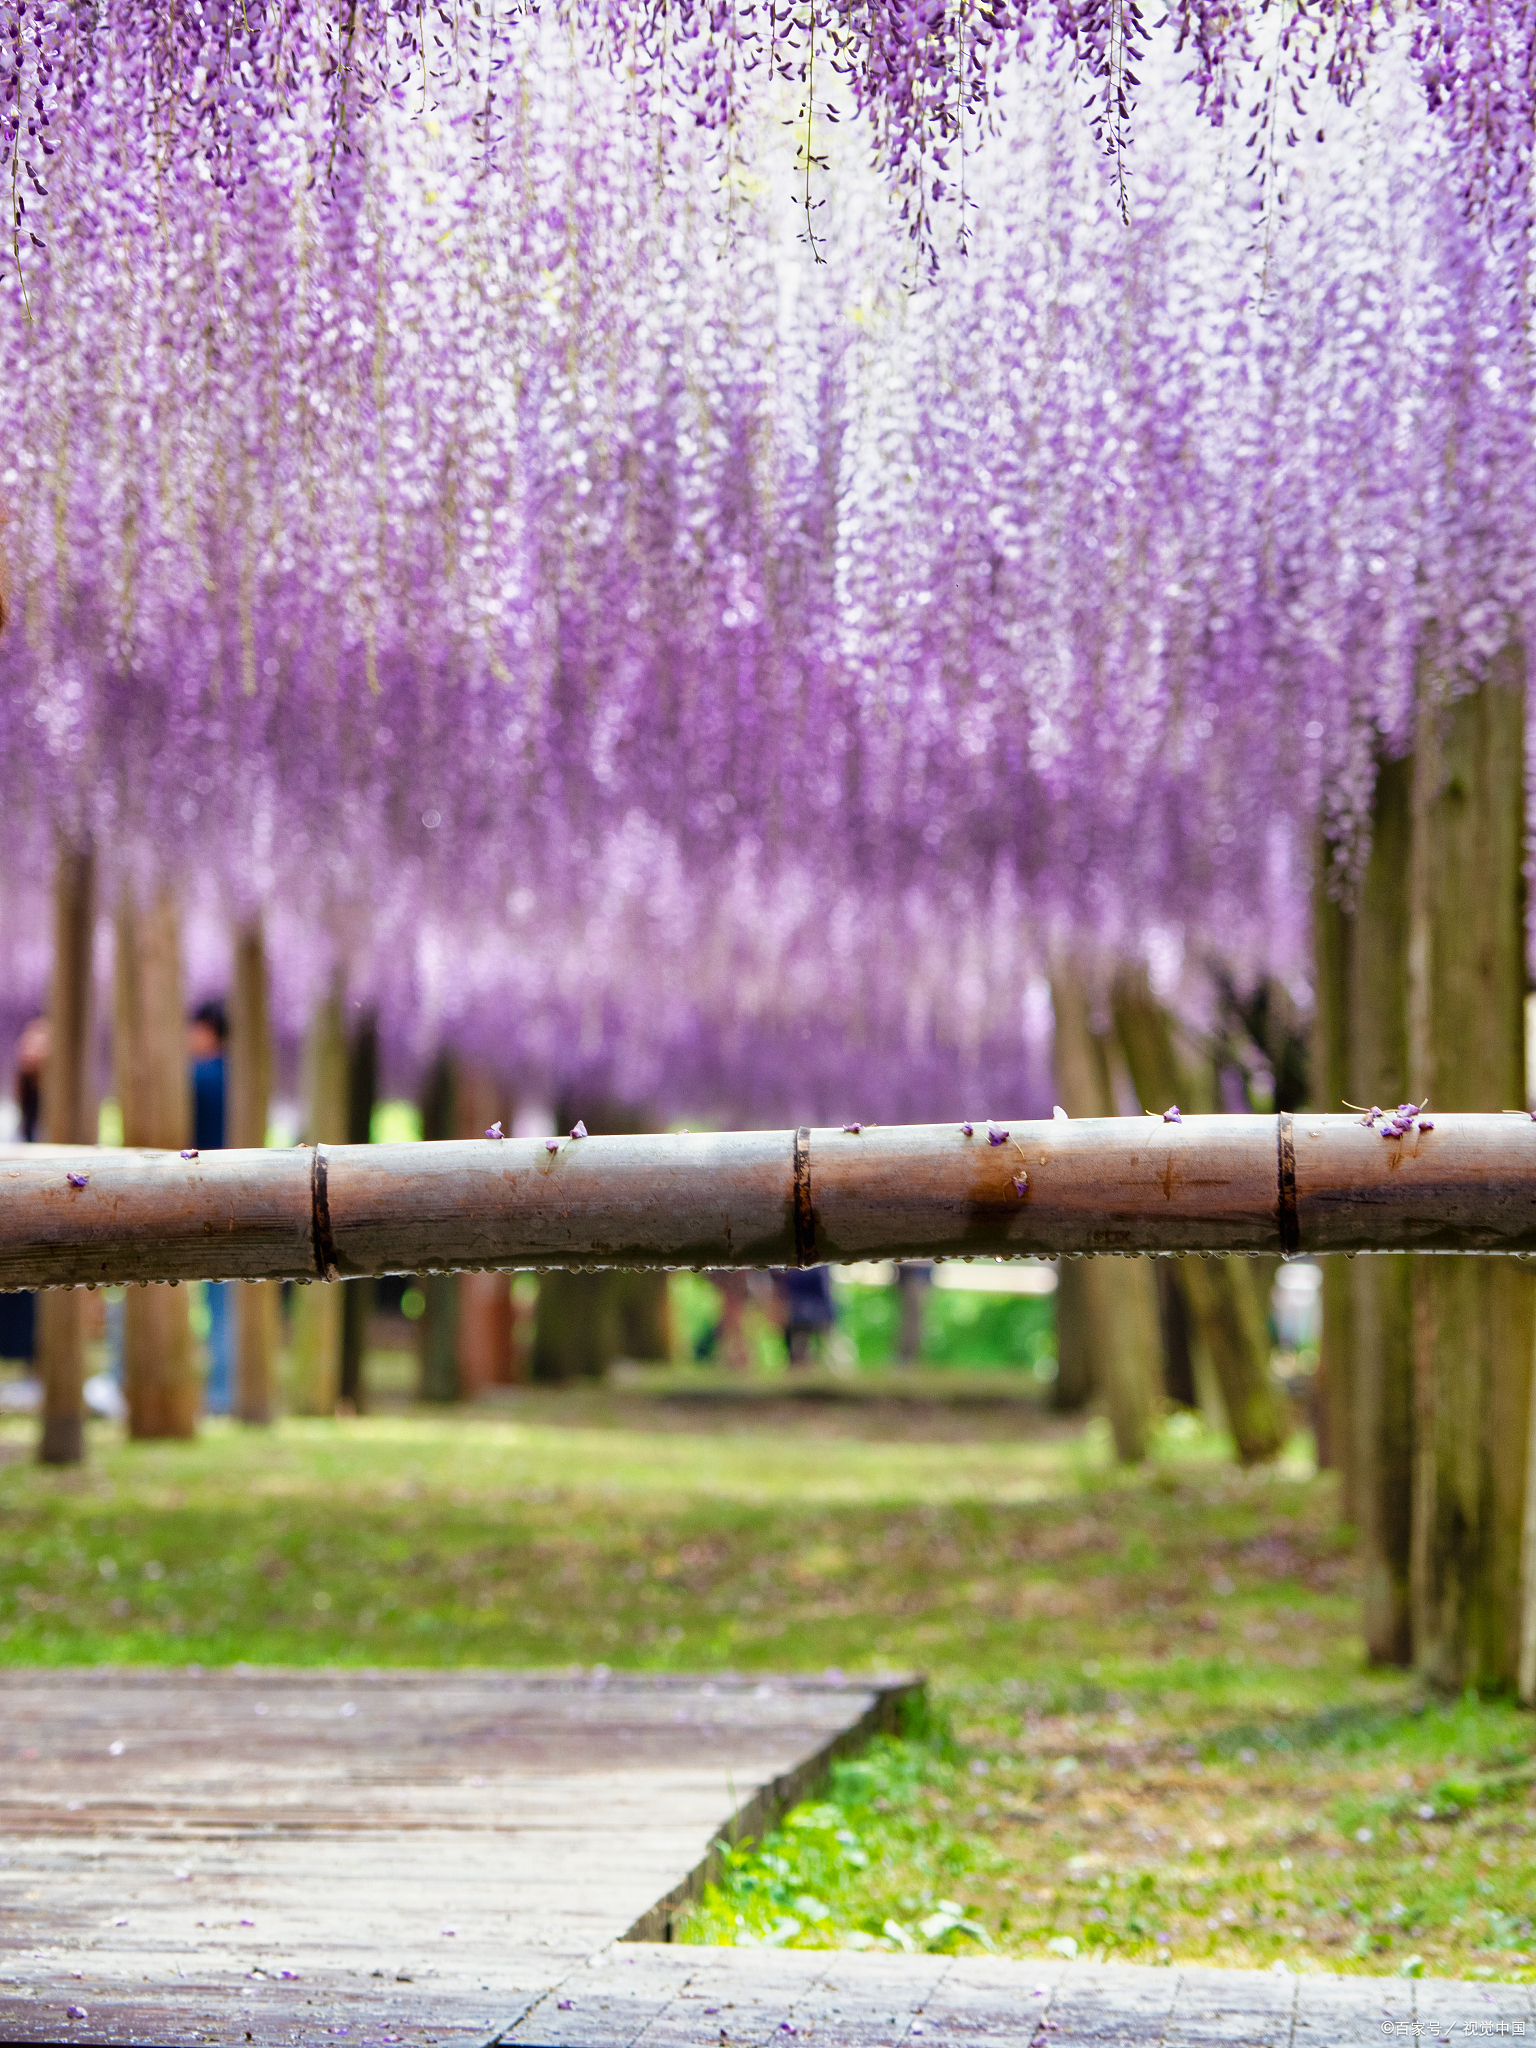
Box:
(446, 1061), (514, 1397)
(115, 887), (197, 1439)
(1113, 965), (1286, 1466)
(289, 981), (347, 1416)
(339, 1012), (378, 1412)
(1408, 651), (1533, 1693)
(1049, 960), (1161, 1459)
(228, 919), (277, 1425)
(418, 1050), (460, 1402)
(528, 1102), (663, 1385)
(37, 839), (94, 1465)
(1349, 755), (1415, 1667)
(1311, 842), (1355, 1501)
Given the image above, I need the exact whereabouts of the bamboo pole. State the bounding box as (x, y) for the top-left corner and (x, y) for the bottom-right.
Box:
(37, 839), (95, 1466)
(8, 1114), (1536, 1290)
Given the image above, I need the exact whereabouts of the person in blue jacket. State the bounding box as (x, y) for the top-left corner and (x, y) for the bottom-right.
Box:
(189, 1001), (232, 1413)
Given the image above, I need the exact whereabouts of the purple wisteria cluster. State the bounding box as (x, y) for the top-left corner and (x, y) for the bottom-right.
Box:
(0, 33), (1531, 1122)
(3, 0), (1536, 275)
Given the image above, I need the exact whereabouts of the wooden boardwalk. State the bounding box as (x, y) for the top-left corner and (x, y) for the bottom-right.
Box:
(0, 1667), (908, 2045)
(0, 1667), (1520, 2046)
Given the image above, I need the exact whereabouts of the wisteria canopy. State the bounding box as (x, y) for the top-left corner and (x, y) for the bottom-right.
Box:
(0, 6), (1531, 1121)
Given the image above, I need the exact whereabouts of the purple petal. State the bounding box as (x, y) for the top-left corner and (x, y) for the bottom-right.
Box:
(485, 1122), (504, 1140)
(180, 1148), (198, 1159)
(545, 1137), (560, 1152)
(1417, 1118), (1434, 1133)
(1163, 1106), (1182, 1124)
(987, 1120), (1008, 1144)
(960, 1121), (974, 1136)
(842, 1121), (862, 1134)
(66, 1171), (89, 1188)
(1012, 1172), (1029, 1197)
(570, 1120), (588, 1140)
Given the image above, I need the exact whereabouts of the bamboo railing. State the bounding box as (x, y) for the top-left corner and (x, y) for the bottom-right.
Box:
(3, 1112), (1536, 1290)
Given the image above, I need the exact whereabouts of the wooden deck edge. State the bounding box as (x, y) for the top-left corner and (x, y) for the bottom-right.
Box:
(619, 1675), (926, 1945)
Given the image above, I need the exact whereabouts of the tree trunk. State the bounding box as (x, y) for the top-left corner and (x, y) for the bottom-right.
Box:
(1311, 842), (1354, 1500)
(339, 1013), (379, 1412)
(115, 888), (197, 1439)
(1155, 1262), (1197, 1409)
(1348, 753), (1416, 1666)
(38, 839), (95, 1465)
(228, 919), (276, 1425)
(289, 981), (347, 1416)
(613, 1270), (673, 1362)
(1407, 651), (1533, 1693)
(1050, 960), (1161, 1460)
(1112, 965), (1286, 1465)
(531, 1269), (616, 1382)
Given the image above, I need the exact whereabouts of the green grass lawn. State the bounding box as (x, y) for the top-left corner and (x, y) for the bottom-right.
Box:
(1, 1390), (1531, 1982)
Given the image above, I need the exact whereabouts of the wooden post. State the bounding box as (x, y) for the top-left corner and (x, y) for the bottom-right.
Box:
(37, 839), (94, 1465)
(1348, 754), (1415, 1666)
(338, 1012), (378, 1411)
(529, 1102), (661, 1384)
(1311, 842), (1355, 1500)
(1408, 650), (1534, 1692)
(115, 887), (198, 1439)
(228, 919), (277, 1424)
(1113, 966), (1286, 1465)
(446, 1062), (515, 1397)
(1050, 961), (1160, 1459)
(289, 981), (347, 1416)
(418, 1050), (460, 1401)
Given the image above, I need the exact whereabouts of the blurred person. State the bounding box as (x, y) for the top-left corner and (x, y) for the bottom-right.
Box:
(771, 1266), (835, 1367)
(189, 1000), (233, 1414)
(697, 1270), (752, 1371)
(0, 1018), (45, 1364)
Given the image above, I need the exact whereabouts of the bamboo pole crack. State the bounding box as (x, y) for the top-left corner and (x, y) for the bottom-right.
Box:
(2, 1113), (1536, 1290)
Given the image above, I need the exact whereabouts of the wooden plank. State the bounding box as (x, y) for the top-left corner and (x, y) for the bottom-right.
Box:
(505, 1950), (1535, 2046)
(7, 1113), (1536, 1292)
(0, 1668), (909, 2048)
